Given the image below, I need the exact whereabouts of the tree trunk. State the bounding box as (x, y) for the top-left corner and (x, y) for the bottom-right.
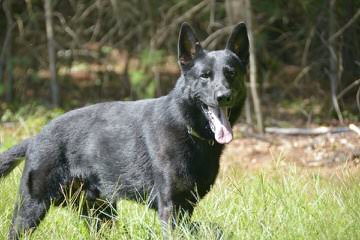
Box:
(1, 0), (14, 102)
(245, 94), (252, 129)
(225, 0), (245, 25)
(44, 0), (60, 107)
(328, 0), (343, 122)
(244, 0), (263, 133)
(225, 0), (263, 133)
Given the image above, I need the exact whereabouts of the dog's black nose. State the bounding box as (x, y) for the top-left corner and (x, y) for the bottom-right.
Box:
(217, 91), (232, 105)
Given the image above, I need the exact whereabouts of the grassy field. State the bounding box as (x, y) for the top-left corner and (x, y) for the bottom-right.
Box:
(1, 110), (360, 239)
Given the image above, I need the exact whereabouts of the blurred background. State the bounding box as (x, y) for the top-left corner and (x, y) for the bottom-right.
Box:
(0, 0), (359, 127)
(0, 3), (360, 237)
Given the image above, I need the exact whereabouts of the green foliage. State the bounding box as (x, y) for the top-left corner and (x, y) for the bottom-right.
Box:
(129, 49), (165, 99)
(0, 136), (17, 152)
(140, 49), (165, 67)
(100, 46), (113, 55)
(70, 62), (91, 73)
(11, 56), (32, 67)
(129, 69), (155, 98)
(0, 105), (64, 139)
(341, 110), (359, 122)
(129, 70), (146, 88)
(1, 105), (63, 123)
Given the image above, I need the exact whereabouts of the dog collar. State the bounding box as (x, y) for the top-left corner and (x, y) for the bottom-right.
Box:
(187, 126), (214, 146)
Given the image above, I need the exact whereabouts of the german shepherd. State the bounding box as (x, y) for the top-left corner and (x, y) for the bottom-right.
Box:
(0, 22), (249, 239)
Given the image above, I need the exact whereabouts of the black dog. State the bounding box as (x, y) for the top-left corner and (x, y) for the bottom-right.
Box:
(0, 22), (249, 239)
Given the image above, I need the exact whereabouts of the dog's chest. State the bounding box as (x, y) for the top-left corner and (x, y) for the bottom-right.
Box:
(168, 143), (222, 198)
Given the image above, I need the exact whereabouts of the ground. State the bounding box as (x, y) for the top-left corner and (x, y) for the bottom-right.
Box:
(222, 125), (360, 171)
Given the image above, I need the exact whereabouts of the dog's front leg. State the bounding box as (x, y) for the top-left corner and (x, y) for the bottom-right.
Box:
(157, 193), (175, 239)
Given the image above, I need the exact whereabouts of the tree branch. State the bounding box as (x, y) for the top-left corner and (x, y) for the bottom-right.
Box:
(201, 25), (233, 48)
(153, 0), (209, 48)
(337, 78), (360, 100)
(329, 8), (360, 41)
(265, 126), (350, 135)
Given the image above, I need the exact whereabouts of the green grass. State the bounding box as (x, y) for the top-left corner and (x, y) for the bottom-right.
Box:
(1, 164), (360, 239)
(1, 111), (360, 239)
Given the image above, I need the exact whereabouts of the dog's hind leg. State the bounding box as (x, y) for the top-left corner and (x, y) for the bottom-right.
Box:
(8, 142), (66, 240)
(8, 190), (50, 240)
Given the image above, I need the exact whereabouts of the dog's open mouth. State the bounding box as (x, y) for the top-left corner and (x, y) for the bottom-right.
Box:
(201, 104), (233, 144)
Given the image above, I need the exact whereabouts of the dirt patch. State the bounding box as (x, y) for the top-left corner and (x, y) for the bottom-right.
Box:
(221, 125), (360, 172)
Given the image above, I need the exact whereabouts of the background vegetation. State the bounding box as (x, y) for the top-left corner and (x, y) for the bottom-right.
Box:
(0, 1), (359, 239)
(0, 0), (359, 126)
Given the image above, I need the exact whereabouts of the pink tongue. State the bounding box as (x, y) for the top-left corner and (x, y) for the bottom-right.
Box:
(208, 107), (233, 144)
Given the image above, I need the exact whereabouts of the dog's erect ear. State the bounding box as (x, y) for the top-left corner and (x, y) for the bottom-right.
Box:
(226, 22), (249, 64)
(178, 22), (203, 67)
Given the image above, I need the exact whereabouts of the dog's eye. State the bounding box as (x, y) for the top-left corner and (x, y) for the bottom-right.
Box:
(200, 72), (211, 79)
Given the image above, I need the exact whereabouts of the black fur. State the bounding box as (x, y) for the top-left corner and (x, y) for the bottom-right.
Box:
(0, 22), (249, 239)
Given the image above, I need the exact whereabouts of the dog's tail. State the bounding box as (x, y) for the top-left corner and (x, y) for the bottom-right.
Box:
(0, 138), (31, 178)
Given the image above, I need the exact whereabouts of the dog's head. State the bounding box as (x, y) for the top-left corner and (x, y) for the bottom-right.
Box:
(178, 23), (249, 144)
